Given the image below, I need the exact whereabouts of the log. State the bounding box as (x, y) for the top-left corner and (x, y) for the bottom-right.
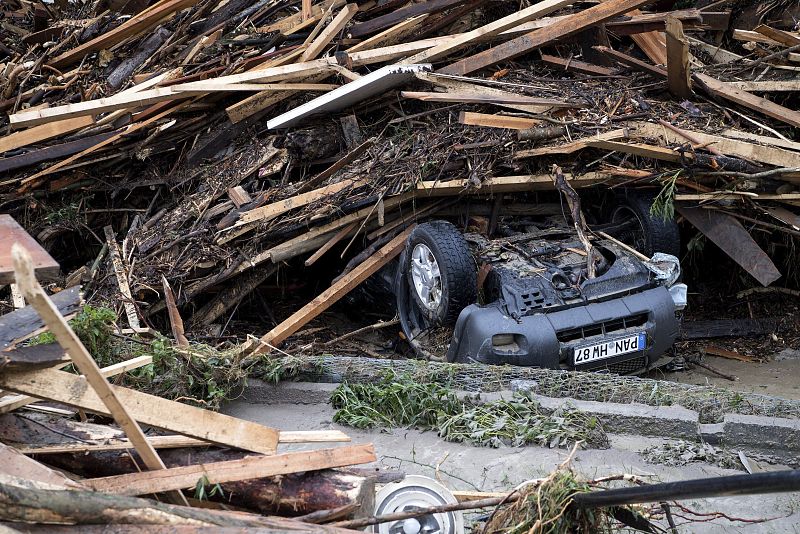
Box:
(0, 478), (361, 532)
(107, 28), (172, 89)
(38, 446), (374, 517)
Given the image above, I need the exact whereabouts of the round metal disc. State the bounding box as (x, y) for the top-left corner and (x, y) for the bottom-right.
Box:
(372, 475), (464, 534)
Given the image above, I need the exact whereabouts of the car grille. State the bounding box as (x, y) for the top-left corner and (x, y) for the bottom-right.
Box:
(556, 313), (649, 343)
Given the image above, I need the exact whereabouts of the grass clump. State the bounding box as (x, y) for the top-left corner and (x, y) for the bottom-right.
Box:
(485, 466), (613, 534)
(330, 372), (608, 449)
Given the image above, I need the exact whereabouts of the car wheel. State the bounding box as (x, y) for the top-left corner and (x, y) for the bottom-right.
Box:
(406, 221), (476, 326)
(611, 192), (680, 257)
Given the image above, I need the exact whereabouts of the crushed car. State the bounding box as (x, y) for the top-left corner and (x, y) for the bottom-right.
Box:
(384, 194), (686, 375)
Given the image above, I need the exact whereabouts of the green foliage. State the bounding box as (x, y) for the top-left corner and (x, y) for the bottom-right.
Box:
(331, 373), (462, 429)
(330, 373), (608, 449)
(29, 305), (117, 361)
(650, 170), (680, 221)
(194, 474), (225, 501)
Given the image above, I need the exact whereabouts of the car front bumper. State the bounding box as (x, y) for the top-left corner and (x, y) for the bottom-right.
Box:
(445, 285), (680, 374)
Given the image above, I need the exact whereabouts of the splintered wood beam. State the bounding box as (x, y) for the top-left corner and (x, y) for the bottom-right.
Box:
(0, 355), (153, 415)
(665, 15), (691, 98)
(539, 54), (618, 76)
(83, 444), (376, 495)
(0, 441), (85, 489)
(300, 3), (358, 61)
(439, 0), (652, 75)
(104, 226), (140, 329)
(514, 129), (628, 158)
(10, 245), (187, 506)
(628, 9), (667, 65)
(629, 121), (800, 169)
(302, 0), (312, 20)
(238, 178), (367, 224)
(694, 73), (800, 129)
(753, 24), (800, 47)
(401, 0), (573, 64)
(48, 0), (201, 69)
(0, 366), (281, 454)
(161, 276), (188, 347)
(246, 227), (413, 353)
(676, 205), (781, 287)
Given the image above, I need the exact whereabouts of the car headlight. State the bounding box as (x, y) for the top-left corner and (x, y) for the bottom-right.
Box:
(644, 253), (681, 287)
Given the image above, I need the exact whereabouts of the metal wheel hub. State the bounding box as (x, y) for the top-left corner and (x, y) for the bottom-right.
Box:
(411, 244), (443, 311)
(372, 475), (465, 534)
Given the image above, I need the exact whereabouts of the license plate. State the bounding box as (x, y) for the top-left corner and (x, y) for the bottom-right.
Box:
(573, 333), (646, 365)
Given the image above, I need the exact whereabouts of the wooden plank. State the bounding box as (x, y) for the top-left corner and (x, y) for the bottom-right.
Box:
(515, 129), (628, 158)
(246, 228), (413, 353)
(694, 73), (800, 129)
(0, 286), (80, 350)
(161, 276), (188, 347)
(629, 122), (800, 168)
(346, 14), (428, 53)
(0, 442), (84, 489)
(584, 139), (682, 162)
(414, 173), (614, 196)
(0, 215), (60, 285)
(238, 178), (366, 224)
(0, 355), (153, 415)
(402, 0), (573, 65)
(594, 45), (668, 77)
(227, 186), (252, 208)
(83, 443), (376, 495)
(259, 0), (346, 33)
(0, 116), (94, 154)
(753, 24), (800, 47)
(665, 16), (691, 99)
(0, 131), (118, 174)
(173, 82), (338, 92)
(16, 430), (351, 454)
(300, 4), (359, 61)
(628, 9), (667, 65)
(305, 222), (358, 266)
(676, 205), (781, 286)
(348, 0), (463, 38)
(539, 54), (617, 76)
(439, 0), (652, 76)
(0, 366), (280, 454)
(401, 91), (576, 107)
(732, 29), (783, 46)
(458, 111), (540, 130)
(726, 80), (800, 92)
(720, 129), (800, 152)
(11, 245), (187, 506)
(19, 100), (190, 190)
(705, 346), (755, 362)
(675, 193), (800, 201)
(48, 0), (201, 69)
(0, 343), (68, 372)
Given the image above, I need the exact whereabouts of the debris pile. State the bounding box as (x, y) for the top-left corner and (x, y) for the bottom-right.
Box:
(1, 0), (799, 353)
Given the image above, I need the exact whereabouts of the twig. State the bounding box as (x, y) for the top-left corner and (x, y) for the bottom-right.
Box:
(320, 318), (400, 347)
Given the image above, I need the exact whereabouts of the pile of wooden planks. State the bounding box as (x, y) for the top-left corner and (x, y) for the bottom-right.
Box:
(0, 237), (376, 531)
(0, 0), (799, 352)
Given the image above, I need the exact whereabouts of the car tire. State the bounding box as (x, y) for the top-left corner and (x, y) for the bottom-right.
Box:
(611, 192), (680, 257)
(405, 221), (476, 326)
